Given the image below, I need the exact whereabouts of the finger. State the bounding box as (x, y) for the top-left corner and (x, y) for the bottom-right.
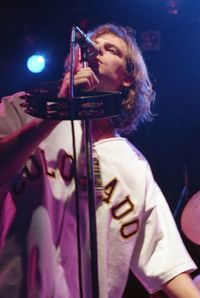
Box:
(58, 67), (100, 97)
(74, 68), (99, 90)
(58, 73), (70, 98)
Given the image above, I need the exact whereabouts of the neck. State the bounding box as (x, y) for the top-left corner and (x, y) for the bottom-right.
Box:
(92, 119), (115, 142)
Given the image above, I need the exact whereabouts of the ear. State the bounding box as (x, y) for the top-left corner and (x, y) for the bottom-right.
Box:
(121, 74), (134, 88)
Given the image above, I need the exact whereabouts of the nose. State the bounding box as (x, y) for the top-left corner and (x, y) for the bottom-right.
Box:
(95, 39), (108, 56)
(88, 41), (99, 60)
(93, 42), (100, 57)
(97, 43), (104, 56)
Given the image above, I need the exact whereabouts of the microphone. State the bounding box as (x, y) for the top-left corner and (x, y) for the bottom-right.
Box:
(75, 26), (99, 59)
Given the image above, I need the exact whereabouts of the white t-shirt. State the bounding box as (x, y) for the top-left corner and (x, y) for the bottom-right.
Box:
(0, 93), (196, 298)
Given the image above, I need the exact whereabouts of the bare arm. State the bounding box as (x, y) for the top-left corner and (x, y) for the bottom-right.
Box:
(162, 273), (200, 298)
(0, 67), (99, 185)
(0, 118), (60, 185)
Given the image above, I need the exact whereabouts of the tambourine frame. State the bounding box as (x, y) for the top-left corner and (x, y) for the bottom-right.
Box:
(20, 90), (122, 120)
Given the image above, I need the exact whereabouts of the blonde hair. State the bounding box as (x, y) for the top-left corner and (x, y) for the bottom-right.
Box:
(90, 23), (155, 135)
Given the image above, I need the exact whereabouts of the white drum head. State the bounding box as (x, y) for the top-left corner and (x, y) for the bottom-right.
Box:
(181, 190), (200, 245)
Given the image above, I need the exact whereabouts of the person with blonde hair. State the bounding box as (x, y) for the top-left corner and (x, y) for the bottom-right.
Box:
(0, 23), (199, 297)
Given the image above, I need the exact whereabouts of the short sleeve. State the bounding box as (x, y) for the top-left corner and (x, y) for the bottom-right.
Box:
(0, 92), (34, 191)
(130, 164), (197, 294)
(0, 92), (33, 138)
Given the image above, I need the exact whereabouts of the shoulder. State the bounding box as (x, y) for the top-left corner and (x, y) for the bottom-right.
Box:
(0, 91), (34, 137)
(94, 136), (154, 190)
(94, 136), (149, 169)
(1, 91), (26, 107)
(0, 91), (26, 116)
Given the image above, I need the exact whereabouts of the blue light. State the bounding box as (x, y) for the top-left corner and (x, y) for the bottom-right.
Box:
(27, 54), (46, 73)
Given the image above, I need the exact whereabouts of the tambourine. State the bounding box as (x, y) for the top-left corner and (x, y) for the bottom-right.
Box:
(20, 81), (123, 120)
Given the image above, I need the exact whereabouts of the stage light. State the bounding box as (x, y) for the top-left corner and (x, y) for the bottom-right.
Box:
(166, 0), (180, 15)
(27, 54), (46, 73)
(140, 31), (161, 51)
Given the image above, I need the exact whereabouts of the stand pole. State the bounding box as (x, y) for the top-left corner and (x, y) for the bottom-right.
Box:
(84, 119), (99, 298)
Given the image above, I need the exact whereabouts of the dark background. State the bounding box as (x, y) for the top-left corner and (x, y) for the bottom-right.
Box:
(0, 0), (200, 296)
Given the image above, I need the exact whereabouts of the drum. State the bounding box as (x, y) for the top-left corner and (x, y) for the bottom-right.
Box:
(181, 190), (200, 245)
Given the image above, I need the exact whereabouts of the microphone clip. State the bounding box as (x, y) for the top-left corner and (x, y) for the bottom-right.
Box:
(74, 26), (99, 63)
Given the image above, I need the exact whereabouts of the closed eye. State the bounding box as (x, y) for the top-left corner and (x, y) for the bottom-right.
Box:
(94, 38), (123, 57)
(105, 44), (121, 56)
(107, 47), (117, 54)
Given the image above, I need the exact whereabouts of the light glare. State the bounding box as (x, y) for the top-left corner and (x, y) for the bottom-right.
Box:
(27, 54), (45, 73)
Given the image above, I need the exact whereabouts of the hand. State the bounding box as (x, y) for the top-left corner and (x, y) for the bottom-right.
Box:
(58, 67), (100, 98)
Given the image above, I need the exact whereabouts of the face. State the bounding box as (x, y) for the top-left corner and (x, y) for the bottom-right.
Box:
(89, 33), (129, 91)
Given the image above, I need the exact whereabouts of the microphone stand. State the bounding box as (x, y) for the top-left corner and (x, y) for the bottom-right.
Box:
(173, 165), (189, 221)
(70, 26), (99, 298)
(69, 26), (84, 298)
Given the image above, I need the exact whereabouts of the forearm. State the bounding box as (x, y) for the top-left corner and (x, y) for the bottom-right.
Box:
(0, 118), (60, 185)
(162, 273), (200, 298)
